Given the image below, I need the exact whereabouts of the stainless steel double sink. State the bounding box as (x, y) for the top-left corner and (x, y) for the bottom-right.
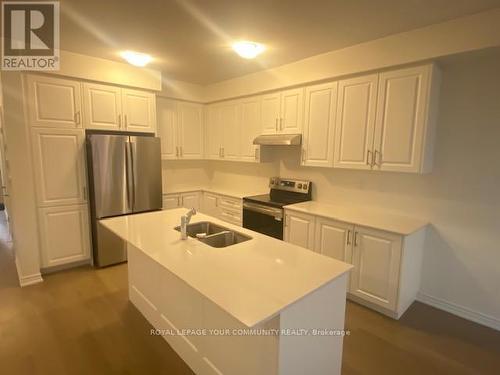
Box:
(174, 221), (252, 248)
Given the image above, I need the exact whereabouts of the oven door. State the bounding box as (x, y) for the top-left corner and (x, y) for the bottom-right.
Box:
(243, 201), (284, 240)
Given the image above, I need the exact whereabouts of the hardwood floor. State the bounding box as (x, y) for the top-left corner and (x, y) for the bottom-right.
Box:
(1, 213), (499, 374)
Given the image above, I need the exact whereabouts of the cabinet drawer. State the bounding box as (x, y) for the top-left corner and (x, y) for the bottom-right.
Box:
(218, 196), (242, 210)
(219, 208), (242, 226)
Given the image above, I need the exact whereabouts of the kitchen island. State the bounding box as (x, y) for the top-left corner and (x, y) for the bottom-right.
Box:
(101, 209), (352, 375)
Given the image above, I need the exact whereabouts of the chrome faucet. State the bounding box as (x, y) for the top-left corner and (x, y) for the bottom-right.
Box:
(180, 208), (197, 240)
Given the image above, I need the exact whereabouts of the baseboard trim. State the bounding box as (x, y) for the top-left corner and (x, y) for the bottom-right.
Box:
(15, 256), (44, 287)
(417, 292), (500, 331)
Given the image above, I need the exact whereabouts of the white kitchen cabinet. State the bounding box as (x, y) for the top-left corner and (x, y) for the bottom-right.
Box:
(82, 82), (122, 131)
(26, 75), (82, 128)
(177, 102), (204, 159)
(162, 194), (181, 210)
(350, 226), (402, 312)
(202, 192), (219, 216)
(180, 192), (201, 210)
(334, 74), (378, 170)
(205, 104), (224, 159)
(219, 101), (240, 160)
(284, 210), (315, 250)
(261, 89), (304, 135)
(157, 98), (178, 159)
(261, 93), (281, 134)
(121, 88), (156, 133)
(38, 204), (91, 268)
(239, 97), (262, 162)
(373, 65), (439, 173)
(30, 128), (87, 207)
(280, 87), (304, 134)
(302, 82), (338, 167)
(314, 217), (353, 263)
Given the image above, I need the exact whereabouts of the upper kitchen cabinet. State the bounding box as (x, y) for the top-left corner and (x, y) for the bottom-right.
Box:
(157, 97), (177, 159)
(334, 74), (378, 170)
(262, 88), (304, 135)
(334, 64), (440, 174)
(82, 82), (122, 131)
(219, 101), (240, 160)
(158, 99), (204, 160)
(301, 82), (338, 167)
(177, 102), (204, 159)
(373, 65), (440, 173)
(205, 104), (224, 160)
(239, 96), (262, 162)
(82, 84), (156, 133)
(30, 128), (87, 207)
(26, 75), (82, 128)
(121, 88), (156, 133)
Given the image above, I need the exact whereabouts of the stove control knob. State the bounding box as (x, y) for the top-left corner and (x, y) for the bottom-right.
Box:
(303, 184), (308, 190)
(297, 183), (302, 189)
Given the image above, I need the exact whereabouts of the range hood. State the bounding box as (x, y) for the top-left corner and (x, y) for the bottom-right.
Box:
(253, 134), (302, 146)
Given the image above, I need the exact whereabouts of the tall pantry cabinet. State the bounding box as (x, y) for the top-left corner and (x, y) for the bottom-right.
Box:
(25, 74), (91, 268)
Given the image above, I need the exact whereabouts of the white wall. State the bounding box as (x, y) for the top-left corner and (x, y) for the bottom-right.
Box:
(162, 160), (211, 193)
(277, 53), (500, 326)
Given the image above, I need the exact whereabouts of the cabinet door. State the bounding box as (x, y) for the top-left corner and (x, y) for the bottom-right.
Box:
(280, 88), (304, 134)
(220, 101), (240, 160)
(314, 217), (353, 263)
(284, 211), (315, 250)
(181, 192), (200, 211)
(178, 102), (204, 159)
(122, 88), (156, 133)
(82, 83), (122, 130)
(202, 193), (218, 216)
(239, 97), (262, 162)
(302, 82), (337, 167)
(38, 204), (91, 268)
(373, 66), (430, 173)
(350, 226), (402, 311)
(157, 98), (178, 159)
(261, 93), (280, 134)
(26, 75), (82, 128)
(205, 104), (223, 159)
(31, 128), (86, 206)
(334, 74), (378, 170)
(162, 194), (180, 210)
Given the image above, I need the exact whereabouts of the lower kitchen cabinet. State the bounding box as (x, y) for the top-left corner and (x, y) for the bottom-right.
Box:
(38, 204), (91, 268)
(349, 226), (402, 312)
(201, 192), (242, 226)
(163, 192), (201, 211)
(284, 209), (425, 319)
(284, 211), (315, 250)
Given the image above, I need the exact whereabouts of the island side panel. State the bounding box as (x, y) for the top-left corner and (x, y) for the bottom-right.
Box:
(128, 243), (281, 375)
(278, 274), (348, 375)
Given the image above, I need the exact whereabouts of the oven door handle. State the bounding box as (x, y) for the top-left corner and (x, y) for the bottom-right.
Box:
(243, 202), (283, 219)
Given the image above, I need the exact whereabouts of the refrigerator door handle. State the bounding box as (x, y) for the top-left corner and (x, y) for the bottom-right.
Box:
(125, 140), (135, 211)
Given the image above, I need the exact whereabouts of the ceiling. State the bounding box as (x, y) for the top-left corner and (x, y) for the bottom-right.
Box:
(59, 0), (500, 85)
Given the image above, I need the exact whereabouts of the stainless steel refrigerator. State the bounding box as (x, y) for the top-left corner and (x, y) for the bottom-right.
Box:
(86, 132), (162, 267)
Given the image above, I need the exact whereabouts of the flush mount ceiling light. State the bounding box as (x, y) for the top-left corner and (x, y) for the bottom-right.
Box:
(120, 51), (152, 67)
(231, 41), (265, 59)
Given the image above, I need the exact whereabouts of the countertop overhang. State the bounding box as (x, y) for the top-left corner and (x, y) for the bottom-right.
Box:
(100, 209), (352, 327)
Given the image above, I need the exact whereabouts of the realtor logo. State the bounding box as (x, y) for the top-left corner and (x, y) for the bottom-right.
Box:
(2, 1), (60, 70)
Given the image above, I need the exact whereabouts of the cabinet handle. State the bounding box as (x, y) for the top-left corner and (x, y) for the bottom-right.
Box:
(354, 232), (359, 246)
(180, 146), (183, 157)
(346, 230), (351, 245)
(367, 150), (372, 166)
(118, 114), (121, 128)
(280, 118), (283, 130)
(255, 148), (259, 160)
(275, 118), (278, 131)
(75, 111), (81, 125)
(124, 114), (128, 127)
(221, 147), (224, 157)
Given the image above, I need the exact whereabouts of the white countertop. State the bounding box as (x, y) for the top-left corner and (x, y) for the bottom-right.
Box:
(163, 186), (267, 199)
(285, 201), (428, 235)
(100, 209), (352, 328)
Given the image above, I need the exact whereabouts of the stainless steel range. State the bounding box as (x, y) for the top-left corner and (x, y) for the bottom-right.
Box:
(243, 177), (312, 240)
